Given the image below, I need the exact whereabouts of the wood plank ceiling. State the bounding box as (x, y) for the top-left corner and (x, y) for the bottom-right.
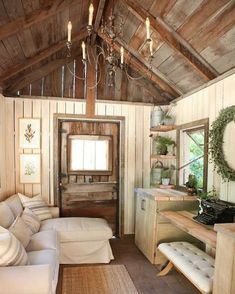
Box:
(0, 0), (234, 104)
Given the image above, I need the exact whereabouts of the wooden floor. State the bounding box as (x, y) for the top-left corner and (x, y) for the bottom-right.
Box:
(57, 238), (200, 294)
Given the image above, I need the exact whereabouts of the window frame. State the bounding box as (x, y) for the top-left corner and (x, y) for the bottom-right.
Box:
(176, 118), (209, 192)
(67, 134), (113, 175)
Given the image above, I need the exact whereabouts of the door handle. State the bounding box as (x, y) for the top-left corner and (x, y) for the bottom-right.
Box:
(141, 199), (146, 211)
(59, 183), (67, 191)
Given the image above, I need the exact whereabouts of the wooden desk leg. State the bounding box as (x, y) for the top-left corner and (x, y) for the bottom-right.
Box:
(157, 261), (173, 276)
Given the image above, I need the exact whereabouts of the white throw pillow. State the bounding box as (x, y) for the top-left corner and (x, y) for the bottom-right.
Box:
(0, 202), (15, 228)
(9, 215), (32, 248)
(22, 207), (41, 234)
(0, 226), (28, 266)
(18, 193), (52, 221)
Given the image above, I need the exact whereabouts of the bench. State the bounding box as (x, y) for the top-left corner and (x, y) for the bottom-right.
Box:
(158, 242), (214, 294)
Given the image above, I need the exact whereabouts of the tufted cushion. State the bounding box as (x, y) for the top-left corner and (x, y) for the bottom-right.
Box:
(158, 242), (214, 293)
(0, 202), (15, 228)
(40, 217), (113, 242)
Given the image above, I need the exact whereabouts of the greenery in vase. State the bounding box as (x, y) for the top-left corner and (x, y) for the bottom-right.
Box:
(154, 135), (175, 155)
(186, 174), (198, 189)
(161, 165), (175, 179)
(198, 187), (217, 200)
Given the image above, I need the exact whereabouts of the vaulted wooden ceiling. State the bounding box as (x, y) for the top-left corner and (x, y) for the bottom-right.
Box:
(0, 0), (234, 104)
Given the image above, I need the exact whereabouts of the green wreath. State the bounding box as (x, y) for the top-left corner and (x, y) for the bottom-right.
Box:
(209, 105), (235, 181)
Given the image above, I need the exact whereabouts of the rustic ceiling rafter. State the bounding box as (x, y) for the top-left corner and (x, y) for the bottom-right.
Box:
(98, 30), (180, 99)
(91, 0), (107, 44)
(0, 0), (78, 41)
(1, 27), (88, 88)
(4, 56), (76, 95)
(122, 0), (219, 81)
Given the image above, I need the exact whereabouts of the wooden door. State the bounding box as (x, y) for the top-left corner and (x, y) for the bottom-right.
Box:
(59, 120), (119, 236)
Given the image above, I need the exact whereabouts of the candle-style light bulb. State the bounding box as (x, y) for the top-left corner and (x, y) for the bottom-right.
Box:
(146, 17), (150, 41)
(88, 3), (94, 26)
(149, 39), (153, 56)
(67, 21), (72, 42)
(120, 46), (124, 65)
(81, 41), (86, 60)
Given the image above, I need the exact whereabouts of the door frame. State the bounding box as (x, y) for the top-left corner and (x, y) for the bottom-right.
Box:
(53, 114), (125, 237)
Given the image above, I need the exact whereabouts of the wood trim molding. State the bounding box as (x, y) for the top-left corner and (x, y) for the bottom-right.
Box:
(122, 0), (219, 81)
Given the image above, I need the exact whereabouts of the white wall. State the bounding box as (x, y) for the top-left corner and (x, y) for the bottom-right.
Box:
(0, 96), (151, 234)
(175, 72), (235, 203)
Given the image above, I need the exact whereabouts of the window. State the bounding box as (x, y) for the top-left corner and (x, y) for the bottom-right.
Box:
(177, 119), (208, 191)
(68, 135), (112, 174)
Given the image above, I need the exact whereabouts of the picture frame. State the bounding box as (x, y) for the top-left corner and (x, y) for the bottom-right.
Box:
(19, 118), (40, 149)
(20, 154), (41, 184)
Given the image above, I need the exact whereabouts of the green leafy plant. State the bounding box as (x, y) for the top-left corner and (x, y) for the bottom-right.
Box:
(186, 174), (198, 189)
(154, 135), (175, 155)
(198, 187), (217, 200)
(161, 165), (175, 179)
(209, 105), (235, 181)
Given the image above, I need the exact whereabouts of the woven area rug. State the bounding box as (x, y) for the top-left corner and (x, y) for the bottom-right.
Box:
(62, 264), (138, 294)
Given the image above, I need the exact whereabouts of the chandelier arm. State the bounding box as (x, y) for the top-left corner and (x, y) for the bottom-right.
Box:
(124, 65), (144, 80)
(66, 63), (85, 80)
(87, 53), (102, 89)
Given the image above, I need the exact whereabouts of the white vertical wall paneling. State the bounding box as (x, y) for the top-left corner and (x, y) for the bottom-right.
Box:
(176, 72), (235, 203)
(0, 95), (6, 200)
(14, 99), (24, 195)
(49, 101), (58, 204)
(5, 99), (15, 196)
(32, 99), (41, 195)
(23, 100), (33, 196)
(143, 106), (151, 188)
(41, 101), (50, 203)
(135, 106), (144, 187)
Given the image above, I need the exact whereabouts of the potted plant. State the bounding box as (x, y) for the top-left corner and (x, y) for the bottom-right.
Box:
(162, 114), (175, 125)
(161, 165), (175, 186)
(154, 135), (175, 155)
(197, 187), (217, 214)
(185, 174), (198, 195)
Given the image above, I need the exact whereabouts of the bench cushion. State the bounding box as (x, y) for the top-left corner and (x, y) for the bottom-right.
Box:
(158, 242), (214, 293)
(40, 217), (113, 242)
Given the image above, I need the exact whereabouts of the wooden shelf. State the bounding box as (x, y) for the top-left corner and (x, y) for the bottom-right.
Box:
(151, 155), (176, 160)
(150, 125), (176, 132)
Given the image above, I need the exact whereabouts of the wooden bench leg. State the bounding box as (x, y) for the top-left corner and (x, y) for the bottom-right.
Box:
(157, 261), (174, 277)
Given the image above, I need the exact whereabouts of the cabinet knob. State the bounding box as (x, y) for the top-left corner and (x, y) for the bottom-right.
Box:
(141, 199), (146, 211)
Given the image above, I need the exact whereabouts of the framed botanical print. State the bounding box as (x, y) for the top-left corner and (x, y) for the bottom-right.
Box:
(19, 118), (40, 149)
(20, 154), (41, 184)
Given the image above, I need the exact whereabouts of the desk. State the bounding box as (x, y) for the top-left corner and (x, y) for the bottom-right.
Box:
(160, 210), (217, 248)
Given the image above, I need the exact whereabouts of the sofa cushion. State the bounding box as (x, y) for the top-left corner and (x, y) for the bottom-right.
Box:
(27, 249), (59, 286)
(27, 230), (59, 253)
(0, 226), (28, 266)
(9, 215), (32, 248)
(40, 217), (113, 242)
(22, 208), (41, 234)
(0, 202), (15, 228)
(19, 193), (52, 221)
(5, 194), (23, 218)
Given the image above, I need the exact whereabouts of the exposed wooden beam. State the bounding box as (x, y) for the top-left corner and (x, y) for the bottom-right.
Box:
(0, 0), (78, 41)
(86, 47), (96, 117)
(1, 27), (88, 88)
(5, 57), (75, 95)
(98, 30), (179, 99)
(91, 0), (106, 44)
(122, 0), (219, 81)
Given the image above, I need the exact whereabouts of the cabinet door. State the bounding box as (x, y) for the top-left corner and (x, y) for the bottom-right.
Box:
(135, 195), (148, 253)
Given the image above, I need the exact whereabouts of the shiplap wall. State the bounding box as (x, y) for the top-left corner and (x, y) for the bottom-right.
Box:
(176, 72), (235, 203)
(0, 96), (151, 234)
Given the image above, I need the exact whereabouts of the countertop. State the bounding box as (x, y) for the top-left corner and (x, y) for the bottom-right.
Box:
(135, 188), (198, 201)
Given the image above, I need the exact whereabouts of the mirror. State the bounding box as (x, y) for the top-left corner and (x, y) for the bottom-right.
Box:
(68, 135), (112, 174)
(223, 121), (235, 170)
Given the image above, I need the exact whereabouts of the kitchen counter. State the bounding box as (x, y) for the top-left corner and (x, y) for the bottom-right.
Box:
(135, 188), (197, 201)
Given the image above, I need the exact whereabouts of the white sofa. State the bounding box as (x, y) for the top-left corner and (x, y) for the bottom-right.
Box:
(0, 194), (114, 294)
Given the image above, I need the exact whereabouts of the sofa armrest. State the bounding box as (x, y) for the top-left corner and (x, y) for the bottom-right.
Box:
(48, 206), (59, 218)
(0, 264), (52, 294)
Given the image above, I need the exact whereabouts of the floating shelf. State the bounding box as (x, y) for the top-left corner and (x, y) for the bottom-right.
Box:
(151, 155), (176, 160)
(150, 125), (176, 132)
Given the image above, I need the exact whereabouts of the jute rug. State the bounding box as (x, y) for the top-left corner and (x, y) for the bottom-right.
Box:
(62, 264), (138, 294)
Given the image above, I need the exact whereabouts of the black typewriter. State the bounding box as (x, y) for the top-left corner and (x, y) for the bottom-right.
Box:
(193, 199), (235, 225)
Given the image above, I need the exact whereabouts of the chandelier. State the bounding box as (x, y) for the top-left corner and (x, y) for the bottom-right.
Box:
(66, 3), (154, 88)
